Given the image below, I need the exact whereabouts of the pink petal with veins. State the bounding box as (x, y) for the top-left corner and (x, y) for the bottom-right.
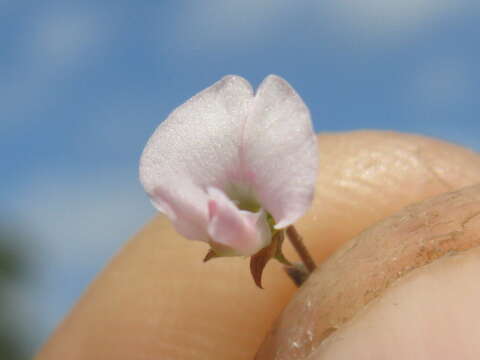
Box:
(139, 74), (318, 254)
(140, 76), (253, 242)
(242, 75), (318, 228)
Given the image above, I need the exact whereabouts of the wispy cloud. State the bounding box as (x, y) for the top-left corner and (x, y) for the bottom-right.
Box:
(29, 9), (105, 67)
(0, 4), (116, 134)
(160, 0), (300, 51)
(317, 0), (470, 41)
(162, 0), (477, 52)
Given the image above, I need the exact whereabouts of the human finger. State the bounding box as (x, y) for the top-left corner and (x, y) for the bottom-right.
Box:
(36, 131), (480, 360)
(257, 185), (480, 359)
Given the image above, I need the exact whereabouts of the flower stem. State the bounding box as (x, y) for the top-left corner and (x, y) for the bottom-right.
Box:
(286, 225), (317, 273)
(284, 264), (309, 287)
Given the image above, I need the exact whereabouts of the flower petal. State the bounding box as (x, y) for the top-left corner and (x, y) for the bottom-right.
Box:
(242, 75), (318, 229)
(140, 75), (254, 241)
(150, 184), (210, 241)
(207, 187), (271, 256)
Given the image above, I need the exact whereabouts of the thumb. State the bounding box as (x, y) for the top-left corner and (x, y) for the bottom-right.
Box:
(257, 184), (480, 359)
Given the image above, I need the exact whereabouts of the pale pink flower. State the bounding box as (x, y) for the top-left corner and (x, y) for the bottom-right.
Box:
(140, 75), (318, 257)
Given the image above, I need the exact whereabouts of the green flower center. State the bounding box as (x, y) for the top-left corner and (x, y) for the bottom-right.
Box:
(224, 182), (261, 213)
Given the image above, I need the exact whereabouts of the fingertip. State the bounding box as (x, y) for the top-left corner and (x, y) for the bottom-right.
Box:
(37, 131), (480, 360)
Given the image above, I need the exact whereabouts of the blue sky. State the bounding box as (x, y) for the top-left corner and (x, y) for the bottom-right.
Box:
(1, 0), (479, 355)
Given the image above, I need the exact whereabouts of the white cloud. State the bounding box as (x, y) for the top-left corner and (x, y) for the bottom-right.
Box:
(27, 6), (114, 69)
(162, 0), (299, 50)
(32, 13), (99, 66)
(317, 0), (466, 39)
(1, 4), (115, 134)
(163, 0), (477, 51)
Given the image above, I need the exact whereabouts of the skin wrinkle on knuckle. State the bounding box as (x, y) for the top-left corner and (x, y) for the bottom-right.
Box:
(413, 146), (455, 191)
(321, 132), (479, 204)
(316, 135), (449, 227)
(256, 185), (480, 360)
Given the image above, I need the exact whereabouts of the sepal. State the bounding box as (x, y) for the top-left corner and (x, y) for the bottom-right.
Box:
(249, 230), (286, 288)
